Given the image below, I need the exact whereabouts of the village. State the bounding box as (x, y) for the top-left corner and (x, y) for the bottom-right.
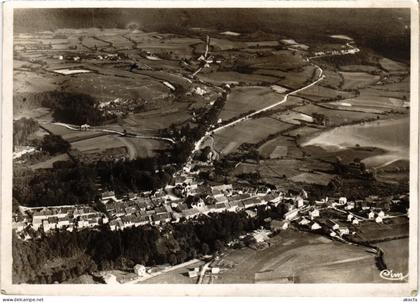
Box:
(13, 159), (409, 246)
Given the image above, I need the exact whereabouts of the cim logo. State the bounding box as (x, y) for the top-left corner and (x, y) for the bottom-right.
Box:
(379, 269), (408, 281)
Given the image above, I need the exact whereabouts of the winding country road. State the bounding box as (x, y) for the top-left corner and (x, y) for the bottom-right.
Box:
(51, 122), (176, 144)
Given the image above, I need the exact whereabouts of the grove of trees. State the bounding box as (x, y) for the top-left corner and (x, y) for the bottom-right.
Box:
(13, 206), (285, 284)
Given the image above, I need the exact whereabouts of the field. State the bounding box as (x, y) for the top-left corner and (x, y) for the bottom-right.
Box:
(340, 71), (380, 89)
(272, 110), (314, 125)
(339, 64), (382, 73)
(212, 230), (383, 283)
(323, 87), (408, 114)
(256, 159), (333, 180)
(219, 86), (286, 121)
(62, 72), (171, 103)
(289, 172), (336, 186)
(198, 72), (279, 86)
(71, 135), (129, 154)
(295, 103), (378, 126)
(351, 217), (409, 243)
(30, 153), (70, 170)
(120, 105), (192, 135)
(253, 65), (317, 89)
(214, 118), (291, 155)
(295, 84), (355, 102)
(379, 58), (408, 73)
(319, 69), (343, 89)
(376, 238), (408, 278)
(258, 136), (303, 159)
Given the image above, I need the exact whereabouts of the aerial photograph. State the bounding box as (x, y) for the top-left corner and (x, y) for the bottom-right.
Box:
(11, 8), (410, 285)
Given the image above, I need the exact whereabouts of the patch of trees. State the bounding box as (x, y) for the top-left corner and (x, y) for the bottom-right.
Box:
(13, 206), (285, 284)
(13, 118), (39, 146)
(96, 158), (173, 195)
(13, 164), (97, 207)
(13, 156), (176, 207)
(40, 134), (71, 155)
(312, 112), (328, 126)
(40, 91), (105, 125)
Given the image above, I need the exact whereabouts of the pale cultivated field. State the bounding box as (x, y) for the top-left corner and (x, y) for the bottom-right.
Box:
(295, 103), (378, 126)
(219, 86), (286, 121)
(213, 230), (382, 284)
(214, 118), (291, 155)
(340, 71), (380, 90)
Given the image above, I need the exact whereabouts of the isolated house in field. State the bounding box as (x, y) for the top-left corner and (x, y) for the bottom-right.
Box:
(80, 124), (90, 131)
(134, 264), (146, 277)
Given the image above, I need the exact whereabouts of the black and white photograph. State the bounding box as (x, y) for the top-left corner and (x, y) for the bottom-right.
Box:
(1, 1), (418, 297)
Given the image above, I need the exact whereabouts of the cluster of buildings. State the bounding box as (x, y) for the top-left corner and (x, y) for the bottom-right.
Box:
(100, 180), (284, 231)
(13, 205), (107, 240)
(270, 193), (408, 242)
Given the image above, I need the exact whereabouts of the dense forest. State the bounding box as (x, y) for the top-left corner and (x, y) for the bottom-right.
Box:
(13, 156), (176, 207)
(41, 91), (105, 125)
(13, 164), (98, 207)
(13, 206), (286, 284)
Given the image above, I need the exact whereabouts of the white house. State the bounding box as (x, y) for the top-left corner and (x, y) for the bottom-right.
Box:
(284, 208), (299, 221)
(378, 210), (385, 218)
(309, 209), (319, 219)
(368, 211), (375, 220)
(338, 227), (350, 236)
(352, 218), (360, 225)
(102, 273), (118, 284)
(375, 216), (383, 224)
(80, 124), (90, 131)
(311, 222), (322, 230)
(134, 264), (146, 277)
(299, 217), (311, 226)
(347, 213), (354, 221)
(338, 197), (347, 205)
(295, 196), (304, 208)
